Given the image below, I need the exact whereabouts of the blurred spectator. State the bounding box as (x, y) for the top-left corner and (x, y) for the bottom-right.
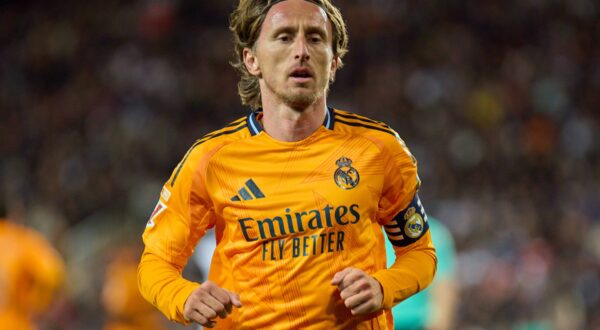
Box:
(102, 246), (170, 330)
(0, 196), (66, 329)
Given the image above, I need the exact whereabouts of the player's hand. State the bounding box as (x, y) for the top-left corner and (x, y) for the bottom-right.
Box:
(331, 267), (383, 315)
(183, 281), (242, 328)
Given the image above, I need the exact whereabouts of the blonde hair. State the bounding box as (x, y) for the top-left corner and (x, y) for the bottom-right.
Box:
(229, 0), (349, 109)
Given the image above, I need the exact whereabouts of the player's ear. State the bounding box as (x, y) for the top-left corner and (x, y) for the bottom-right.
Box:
(243, 47), (260, 76)
(329, 56), (340, 82)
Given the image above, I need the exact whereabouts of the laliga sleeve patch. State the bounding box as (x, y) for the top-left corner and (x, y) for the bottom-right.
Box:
(384, 193), (429, 247)
(146, 200), (167, 228)
(160, 186), (171, 202)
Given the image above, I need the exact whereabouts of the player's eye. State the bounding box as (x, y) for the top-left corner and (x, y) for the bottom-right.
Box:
(309, 34), (322, 43)
(278, 34), (291, 42)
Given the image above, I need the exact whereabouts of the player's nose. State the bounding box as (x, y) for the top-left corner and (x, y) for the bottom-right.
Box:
(293, 35), (310, 62)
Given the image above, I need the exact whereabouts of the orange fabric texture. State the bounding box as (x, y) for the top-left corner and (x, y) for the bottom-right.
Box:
(138, 109), (436, 329)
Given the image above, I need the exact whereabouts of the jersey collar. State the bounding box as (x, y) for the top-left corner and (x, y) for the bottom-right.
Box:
(247, 107), (335, 136)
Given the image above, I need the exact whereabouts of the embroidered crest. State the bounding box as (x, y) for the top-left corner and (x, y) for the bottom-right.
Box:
(334, 157), (360, 189)
(403, 207), (425, 238)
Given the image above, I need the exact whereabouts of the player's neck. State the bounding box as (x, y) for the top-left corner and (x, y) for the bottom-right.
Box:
(260, 98), (327, 142)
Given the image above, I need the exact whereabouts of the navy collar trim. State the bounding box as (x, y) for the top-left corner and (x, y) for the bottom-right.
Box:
(247, 107), (335, 136)
(247, 109), (263, 136)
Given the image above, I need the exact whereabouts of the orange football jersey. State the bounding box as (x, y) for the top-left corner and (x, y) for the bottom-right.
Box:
(138, 108), (437, 329)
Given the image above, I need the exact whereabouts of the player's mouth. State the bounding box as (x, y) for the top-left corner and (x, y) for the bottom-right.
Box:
(289, 67), (314, 83)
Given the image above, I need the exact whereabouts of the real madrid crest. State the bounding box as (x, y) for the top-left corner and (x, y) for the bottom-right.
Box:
(403, 207), (425, 238)
(334, 156), (360, 189)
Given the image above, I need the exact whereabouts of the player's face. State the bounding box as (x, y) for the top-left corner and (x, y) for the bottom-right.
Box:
(247, 0), (338, 110)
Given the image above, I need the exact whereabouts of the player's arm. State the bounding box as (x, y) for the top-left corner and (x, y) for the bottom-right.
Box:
(138, 249), (202, 322)
(332, 135), (436, 314)
(138, 250), (242, 326)
(371, 137), (437, 309)
(331, 197), (436, 314)
(137, 147), (240, 325)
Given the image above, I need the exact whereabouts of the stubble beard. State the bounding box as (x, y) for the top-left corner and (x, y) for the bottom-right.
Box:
(281, 88), (321, 111)
(266, 77), (328, 112)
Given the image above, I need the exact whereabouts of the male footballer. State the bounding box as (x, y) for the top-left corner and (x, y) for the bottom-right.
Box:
(138, 0), (437, 328)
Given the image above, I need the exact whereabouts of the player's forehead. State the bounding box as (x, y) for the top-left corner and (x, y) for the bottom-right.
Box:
(262, 0), (331, 35)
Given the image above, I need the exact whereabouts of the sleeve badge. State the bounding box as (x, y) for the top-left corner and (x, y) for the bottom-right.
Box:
(403, 207), (425, 238)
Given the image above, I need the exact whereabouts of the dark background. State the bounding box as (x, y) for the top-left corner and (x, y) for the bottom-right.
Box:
(0, 0), (598, 328)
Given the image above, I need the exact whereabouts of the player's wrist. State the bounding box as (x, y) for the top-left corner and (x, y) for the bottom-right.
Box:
(368, 275), (384, 310)
(179, 282), (202, 324)
(370, 271), (395, 309)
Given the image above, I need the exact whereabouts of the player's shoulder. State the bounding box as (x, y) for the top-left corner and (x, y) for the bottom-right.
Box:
(167, 115), (251, 187)
(331, 108), (402, 145)
(186, 115), (251, 156)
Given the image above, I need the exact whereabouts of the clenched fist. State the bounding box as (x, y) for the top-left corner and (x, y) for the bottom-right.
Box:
(331, 267), (383, 315)
(183, 281), (242, 328)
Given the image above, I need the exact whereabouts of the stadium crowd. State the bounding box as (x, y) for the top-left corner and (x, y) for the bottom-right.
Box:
(0, 0), (598, 329)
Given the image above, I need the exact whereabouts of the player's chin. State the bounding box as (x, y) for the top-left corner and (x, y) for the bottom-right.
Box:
(283, 91), (319, 110)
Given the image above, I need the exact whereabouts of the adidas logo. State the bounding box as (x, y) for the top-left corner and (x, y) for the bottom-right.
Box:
(231, 179), (265, 202)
